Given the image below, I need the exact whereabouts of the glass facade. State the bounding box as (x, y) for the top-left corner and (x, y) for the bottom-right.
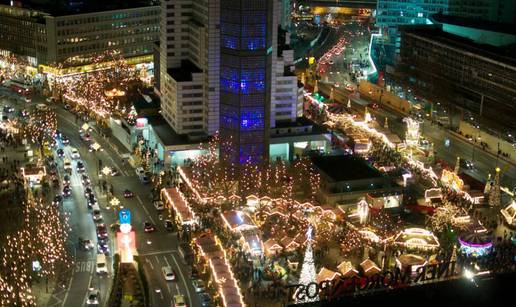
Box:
(220, 0), (271, 165)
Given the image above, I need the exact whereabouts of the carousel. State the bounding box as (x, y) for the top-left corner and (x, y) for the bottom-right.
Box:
(458, 231), (493, 257)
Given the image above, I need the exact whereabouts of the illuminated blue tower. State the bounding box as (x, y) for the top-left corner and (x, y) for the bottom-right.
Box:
(220, 0), (273, 165)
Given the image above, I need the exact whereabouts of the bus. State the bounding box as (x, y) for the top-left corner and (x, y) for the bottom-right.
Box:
(3, 80), (32, 96)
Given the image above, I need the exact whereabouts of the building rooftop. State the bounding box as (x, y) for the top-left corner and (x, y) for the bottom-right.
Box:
(167, 60), (203, 82)
(131, 90), (160, 116)
(2, 0), (155, 16)
(311, 155), (384, 182)
(400, 24), (516, 67)
(271, 117), (329, 137)
(431, 13), (516, 35)
(146, 115), (196, 147)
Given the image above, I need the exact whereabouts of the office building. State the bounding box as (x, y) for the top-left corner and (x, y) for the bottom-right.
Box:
(0, 0), (159, 69)
(219, 0), (273, 164)
(397, 24), (516, 130)
(158, 0), (220, 137)
(375, 0), (449, 43)
(448, 0), (516, 25)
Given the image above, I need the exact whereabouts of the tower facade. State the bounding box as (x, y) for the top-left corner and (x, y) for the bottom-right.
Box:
(220, 0), (273, 164)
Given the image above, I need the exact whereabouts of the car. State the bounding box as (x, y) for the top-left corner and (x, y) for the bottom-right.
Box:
(199, 293), (212, 307)
(61, 135), (69, 145)
(96, 224), (108, 239)
(79, 237), (94, 250)
(62, 186), (71, 197)
(84, 187), (93, 198)
(56, 148), (65, 158)
(123, 189), (134, 198)
(63, 175), (71, 185)
(192, 279), (206, 293)
(86, 289), (100, 305)
(164, 220), (174, 232)
(19, 109), (28, 118)
(53, 129), (62, 139)
(140, 175), (150, 184)
(87, 195), (98, 208)
(135, 167), (145, 177)
(173, 294), (187, 307)
(80, 133), (92, 142)
(70, 148), (80, 159)
(110, 221), (121, 232)
(63, 158), (72, 172)
(97, 238), (109, 254)
(143, 221), (156, 233)
(154, 200), (164, 211)
(88, 142), (102, 152)
(52, 195), (63, 207)
(462, 159), (475, 170)
(345, 84), (355, 91)
(92, 204), (102, 222)
(76, 161), (85, 172)
(368, 102), (379, 109)
(82, 174), (91, 186)
(109, 167), (119, 176)
(190, 267), (199, 279)
(2, 105), (14, 113)
(162, 266), (176, 281)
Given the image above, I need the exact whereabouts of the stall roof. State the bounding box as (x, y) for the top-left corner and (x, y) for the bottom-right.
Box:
(221, 210), (257, 232)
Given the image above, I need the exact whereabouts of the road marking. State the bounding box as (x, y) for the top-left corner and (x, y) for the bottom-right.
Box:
(136, 195), (144, 205)
(146, 257), (154, 270)
(61, 275), (74, 307)
(171, 253), (193, 305)
(139, 249), (177, 256)
(148, 215), (156, 224)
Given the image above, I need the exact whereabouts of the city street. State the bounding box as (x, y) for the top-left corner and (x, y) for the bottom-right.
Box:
(314, 80), (516, 191)
(1, 88), (199, 306)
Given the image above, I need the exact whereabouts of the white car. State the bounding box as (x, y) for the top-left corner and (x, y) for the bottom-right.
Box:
(136, 167), (145, 177)
(70, 147), (80, 159)
(173, 294), (186, 307)
(86, 289), (100, 305)
(154, 200), (164, 211)
(162, 266), (176, 281)
(192, 279), (205, 293)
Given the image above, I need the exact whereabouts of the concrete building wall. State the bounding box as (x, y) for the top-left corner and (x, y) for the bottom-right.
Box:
(0, 4), (159, 66)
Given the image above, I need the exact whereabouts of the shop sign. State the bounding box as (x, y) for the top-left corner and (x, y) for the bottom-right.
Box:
(287, 261), (459, 302)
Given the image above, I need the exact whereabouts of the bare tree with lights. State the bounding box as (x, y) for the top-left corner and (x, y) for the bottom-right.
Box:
(53, 50), (141, 124)
(0, 194), (71, 305)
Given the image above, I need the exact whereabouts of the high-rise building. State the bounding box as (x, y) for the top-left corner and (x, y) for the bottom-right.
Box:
(375, 0), (449, 48)
(397, 24), (516, 130)
(270, 3), (299, 127)
(219, 0), (273, 164)
(0, 0), (159, 68)
(448, 0), (516, 25)
(158, 0), (220, 137)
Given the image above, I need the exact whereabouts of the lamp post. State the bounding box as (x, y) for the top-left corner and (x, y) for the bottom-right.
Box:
(110, 197), (121, 211)
(101, 166), (111, 197)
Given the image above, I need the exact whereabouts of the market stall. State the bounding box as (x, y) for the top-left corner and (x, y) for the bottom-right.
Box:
(360, 259), (381, 277)
(396, 254), (427, 274)
(393, 228), (440, 251)
(161, 188), (197, 228)
(316, 267), (341, 284)
(337, 261), (359, 278)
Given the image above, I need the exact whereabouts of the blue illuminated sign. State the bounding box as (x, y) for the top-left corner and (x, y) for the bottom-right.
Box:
(119, 209), (131, 225)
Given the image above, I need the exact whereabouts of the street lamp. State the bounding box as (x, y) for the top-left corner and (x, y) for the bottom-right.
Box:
(110, 197), (121, 211)
(102, 166), (111, 196)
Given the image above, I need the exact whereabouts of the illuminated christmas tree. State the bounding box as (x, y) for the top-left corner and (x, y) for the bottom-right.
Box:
(295, 226), (319, 304)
